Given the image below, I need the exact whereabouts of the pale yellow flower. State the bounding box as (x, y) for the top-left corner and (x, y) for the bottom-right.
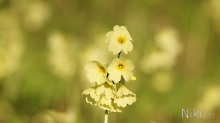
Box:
(85, 61), (107, 85)
(99, 96), (122, 113)
(107, 58), (134, 82)
(105, 25), (133, 54)
(96, 82), (117, 99)
(110, 101), (122, 113)
(82, 82), (117, 105)
(99, 96), (111, 110)
(82, 87), (100, 105)
(114, 85), (136, 107)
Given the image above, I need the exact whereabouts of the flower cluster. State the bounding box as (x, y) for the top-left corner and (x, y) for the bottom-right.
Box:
(82, 25), (136, 113)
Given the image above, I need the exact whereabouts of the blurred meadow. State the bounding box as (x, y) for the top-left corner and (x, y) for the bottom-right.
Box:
(0, 0), (220, 123)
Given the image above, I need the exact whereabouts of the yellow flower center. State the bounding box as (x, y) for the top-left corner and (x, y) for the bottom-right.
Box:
(117, 63), (124, 70)
(98, 66), (105, 74)
(117, 36), (125, 44)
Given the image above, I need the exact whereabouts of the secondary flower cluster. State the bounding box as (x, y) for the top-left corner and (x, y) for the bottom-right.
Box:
(82, 25), (136, 113)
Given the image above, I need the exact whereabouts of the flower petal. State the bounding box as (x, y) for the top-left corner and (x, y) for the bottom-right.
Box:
(96, 75), (106, 85)
(111, 101), (122, 112)
(82, 88), (94, 95)
(117, 85), (134, 96)
(125, 94), (136, 105)
(86, 95), (97, 105)
(90, 90), (100, 102)
(115, 96), (127, 107)
(105, 31), (113, 43)
(121, 69), (133, 81)
(113, 25), (120, 32)
(108, 42), (121, 54)
(125, 59), (135, 70)
(122, 40), (133, 54)
(86, 72), (100, 83)
(95, 84), (105, 95)
(109, 72), (121, 83)
(105, 88), (114, 99)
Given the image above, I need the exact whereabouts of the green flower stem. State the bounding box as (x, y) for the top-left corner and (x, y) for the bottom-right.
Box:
(117, 52), (125, 89)
(104, 110), (108, 123)
(118, 52), (121, 58)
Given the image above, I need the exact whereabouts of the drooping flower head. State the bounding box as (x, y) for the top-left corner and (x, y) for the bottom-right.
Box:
(105, 25), (133, 54)
(99, 96), (122, 113)
(96, 82), (117, 99)
(85, 61), (107, 85)
(107, 58), (134, 83)
(82, 82), (117, 105)
(82, 87), (100, 105)
(114, 85), (136, 108)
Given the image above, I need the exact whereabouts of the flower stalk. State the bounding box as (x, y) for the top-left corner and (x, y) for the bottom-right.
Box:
(118, 52), (121, 58)
(104, 110), (108, 123)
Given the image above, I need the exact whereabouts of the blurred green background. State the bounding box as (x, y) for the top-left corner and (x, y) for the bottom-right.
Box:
(0, 0), (220, 123)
